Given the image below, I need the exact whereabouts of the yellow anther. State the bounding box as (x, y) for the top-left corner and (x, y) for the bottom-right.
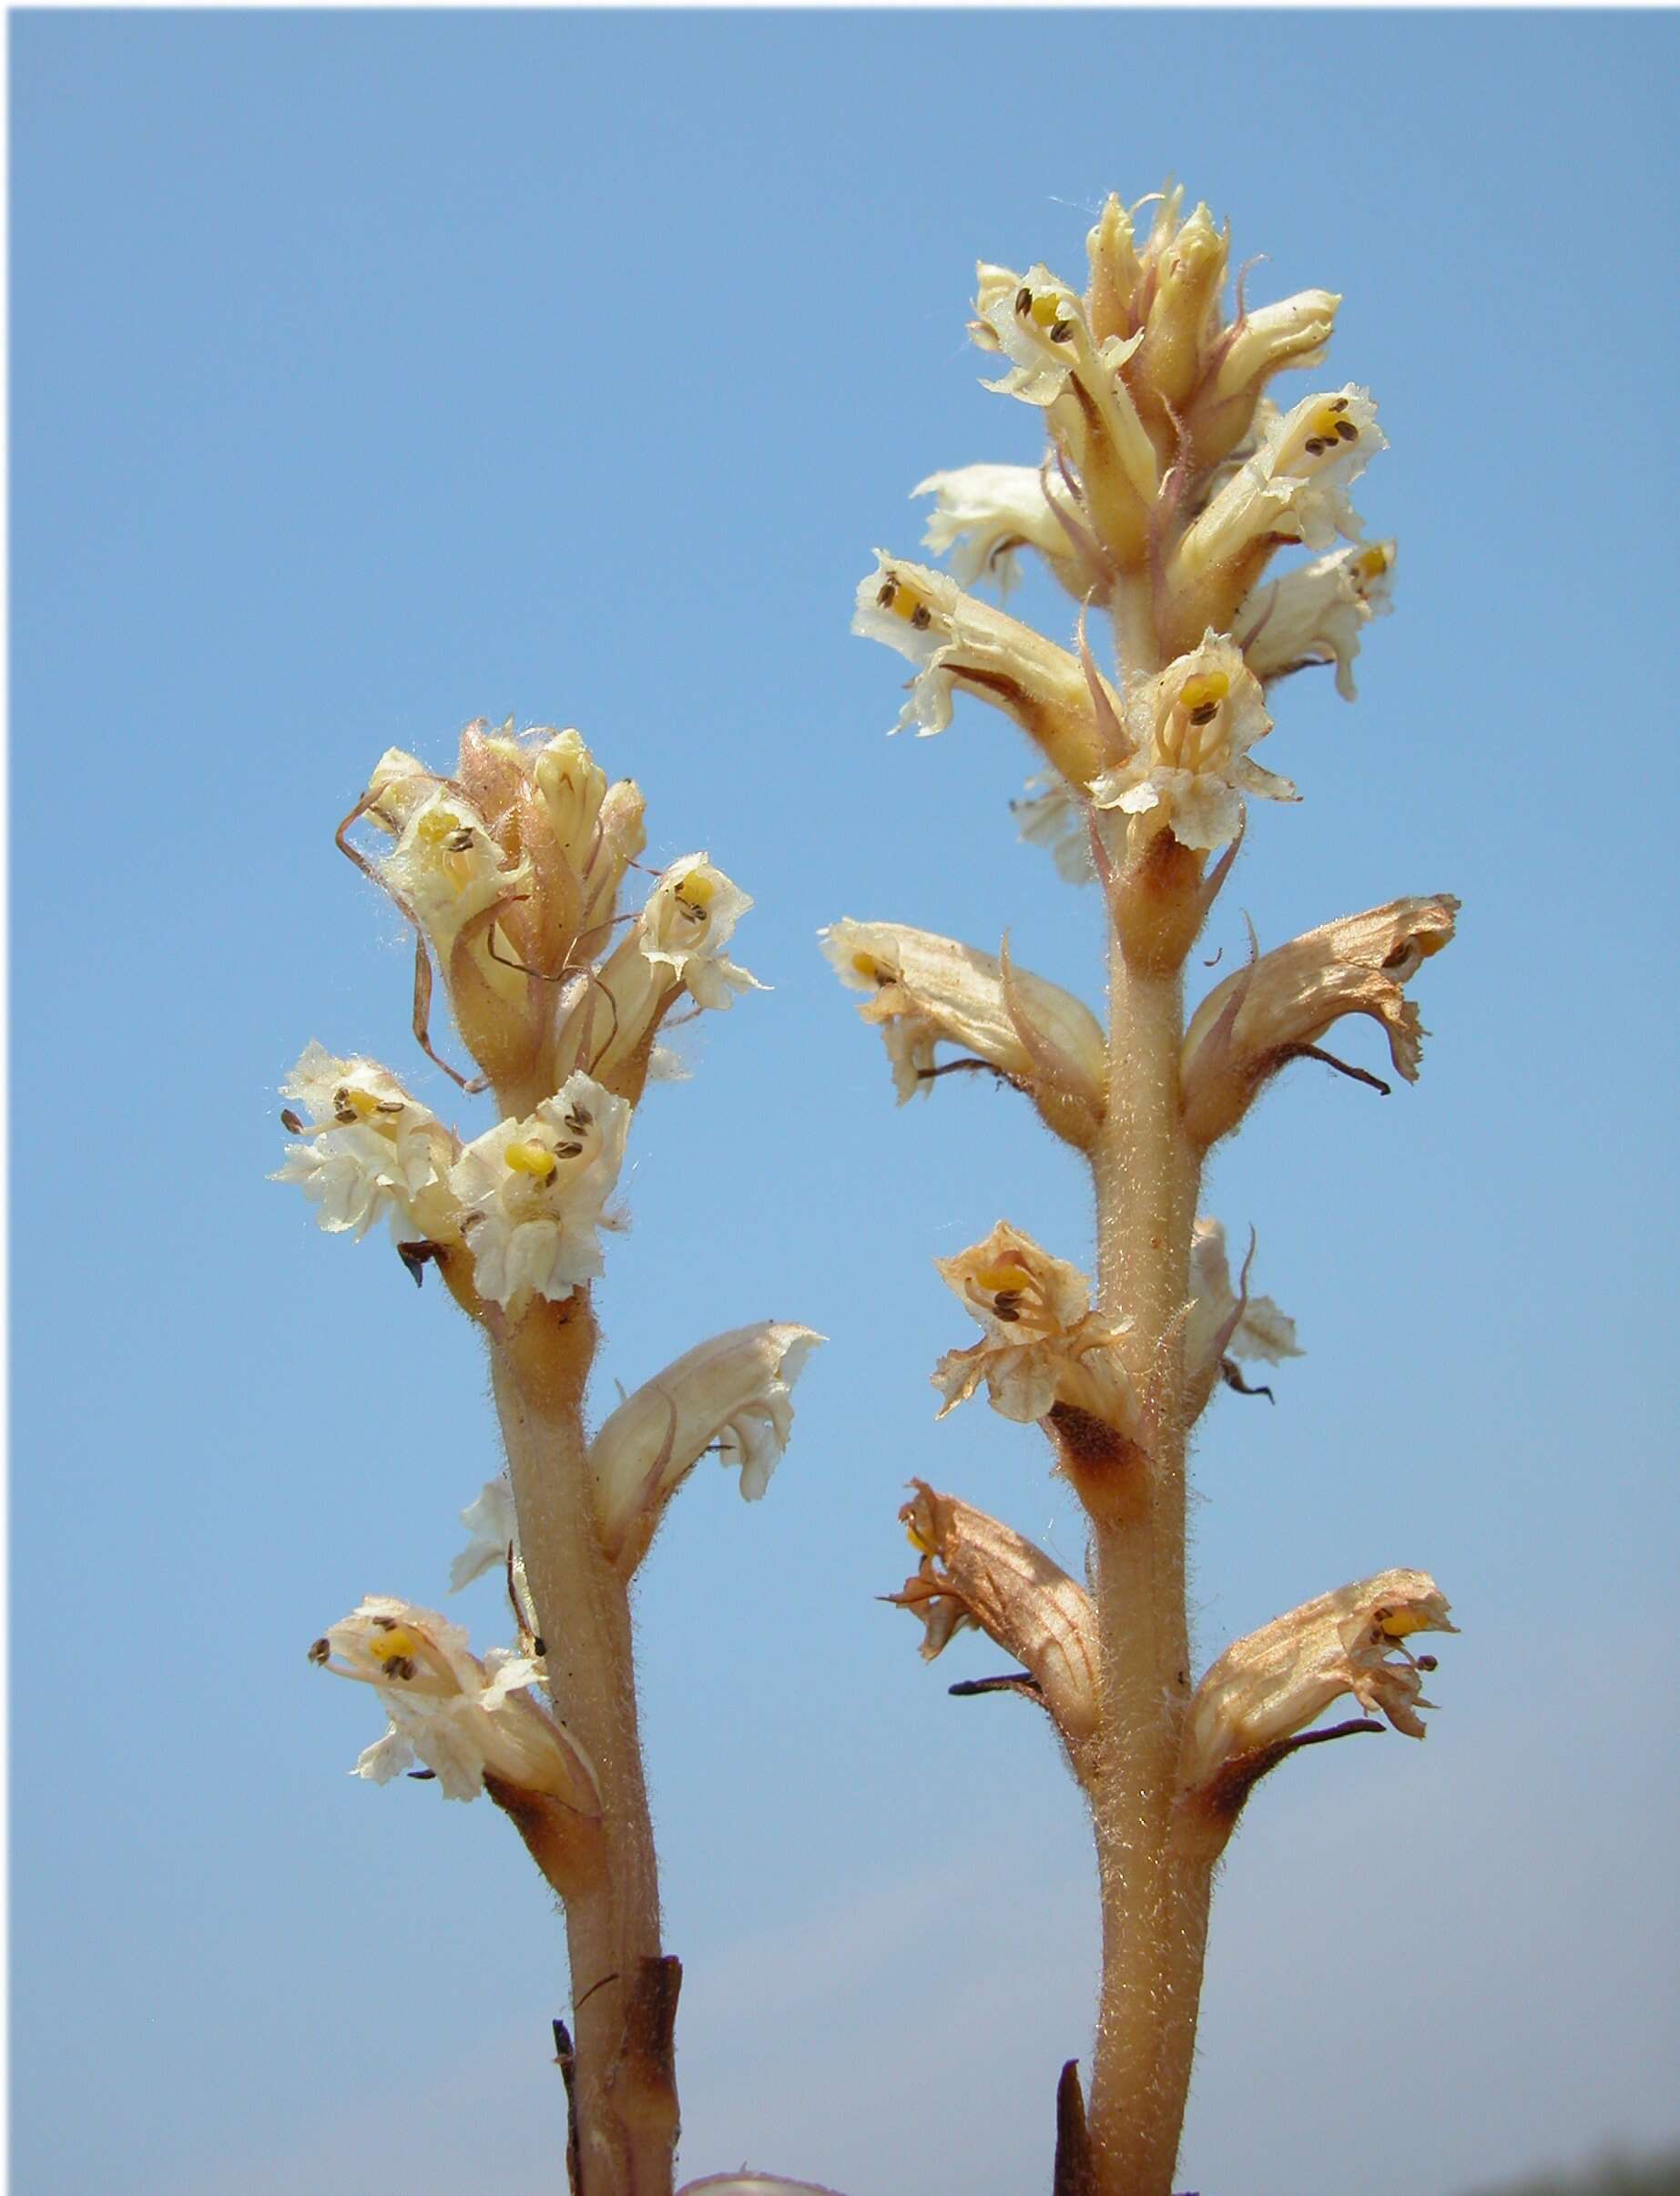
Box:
(905, 1520), (934, 1556)
(1376, 1607), (1431, 1640)
(1357, 544), (1393, 581)
(1029, 290), (1070, 330)
(1308, 402), (1349, 439)
(886, 582), (930, 625)
(504, 1141), (558, 1182)
(416, 807), (463, 848)
(337, 1085), (382, 1122)
(974, 1260), (1035, 1296)
(676, 869), (717, 910)
(1177, 672), (1231, 715)
(851, 951), (891, 981)
(369, 1625), (423, 1663)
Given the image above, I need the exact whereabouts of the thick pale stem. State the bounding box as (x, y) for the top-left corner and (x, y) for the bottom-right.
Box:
(1081, 583), (1212, 2192)
(492, 1320), (671, 2196)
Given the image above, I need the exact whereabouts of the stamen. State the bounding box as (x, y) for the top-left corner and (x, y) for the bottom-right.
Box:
(504, 1141), (559, 1182)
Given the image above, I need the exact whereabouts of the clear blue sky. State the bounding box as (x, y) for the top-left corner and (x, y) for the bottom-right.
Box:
(11, 12), (1678, 2194)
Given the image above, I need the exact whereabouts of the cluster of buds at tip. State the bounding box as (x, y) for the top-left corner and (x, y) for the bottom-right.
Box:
(1181, 1571), (1457, 1836)
(888, 1481), (1100, 1759)
(820, 918), (1105, 1149)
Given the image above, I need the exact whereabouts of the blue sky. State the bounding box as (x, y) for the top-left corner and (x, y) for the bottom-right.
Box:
(10, 11), (1679, 2194)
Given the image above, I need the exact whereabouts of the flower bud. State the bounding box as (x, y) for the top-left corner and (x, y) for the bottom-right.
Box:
(1180, 896), (1459, 1147)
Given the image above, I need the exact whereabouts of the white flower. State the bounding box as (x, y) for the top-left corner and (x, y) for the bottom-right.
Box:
(912, 463), (1079, 599)
(1090, 632), (1292, 852)
(592, 1322), (824, 1567)
(636, 854), (764, 1011)
(1013, 773), (1096, 884)
(309, 1595), (600, 1809)
(379, 782), (526, 973)
(1185, 1218), (1302, 1391)
(271, 1042), (453, 1240)
(932, 1222), (1132, 1428)
(1237, 540), (1398, 701)
(450, 1073), (631, 1311)
(1177, 384), (1386, 576)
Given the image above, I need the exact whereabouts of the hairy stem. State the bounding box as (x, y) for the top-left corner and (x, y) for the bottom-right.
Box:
(1083, 819), (1212, 2190)
(492, 1316), (672, 2196)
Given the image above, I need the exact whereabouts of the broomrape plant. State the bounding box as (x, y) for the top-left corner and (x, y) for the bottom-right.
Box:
(832, 183), (1456, 2196)
(278, 184), (1458, 2196)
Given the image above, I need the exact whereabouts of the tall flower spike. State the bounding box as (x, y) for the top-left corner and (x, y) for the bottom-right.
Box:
(1091, 631), (1291, 853)
(852, 553), (1122, 788)
(449, 1073), (631, 1313)
(932, 1221), (1134, 1431)
(272, 1042), (458, 1243)
(591, 1322), (824, 1572)
(308, 1596), (601, 1811)
(1181, 895), (1460, 1148)
(820, 918), (1105, 1148)
(1181, 1571), (1458, 1815)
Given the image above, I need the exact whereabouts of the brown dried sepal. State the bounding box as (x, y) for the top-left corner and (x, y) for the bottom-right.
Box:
(1045, 1400), (1150, 1528)
(484, 1771), (610, 1901)
(888, 1481), (1100, 1748)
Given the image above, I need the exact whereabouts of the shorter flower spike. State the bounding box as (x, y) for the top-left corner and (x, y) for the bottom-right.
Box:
(450, 1073), (631, 1312)
(1180, 895), (1459, 1147)
(309, 1595), (601, 1813)
(591, 1323), (823, 1571)
(888, 1481), (1101, 1751)
(1181, 1570), (1458, 1813)
(820, 918), (1105, 1148)
(932, 1222), (1134, 1433)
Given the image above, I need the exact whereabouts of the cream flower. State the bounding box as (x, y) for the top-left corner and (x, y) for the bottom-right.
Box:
(309, 1595), (600, 1809)
(636, 855), (763, 1011)
(272, 1042), (454, 1241)
(974, 262), (1158, 513)
(1013, 774), (1097, 885)
(1182, 1571), (1458, 1795)
(820, 918), (1105, 1147)
(1090, 632), (1291, 851)
(1185, 1218), (1301, 1402)
(450, 1073), (631, 1310)
(1176, 384), (1386, 579)
(851, 552), (1117, 786)
(1181, 896), (1459, 1147)
(1237, 540), (1398, 701)
(380, 782), (525, 973)
(912, 463), (1082, 599)
(591, 1322), (824, 1568)
(932, 1222), (1132, 1428)
(449, 1476), (520, 1590)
